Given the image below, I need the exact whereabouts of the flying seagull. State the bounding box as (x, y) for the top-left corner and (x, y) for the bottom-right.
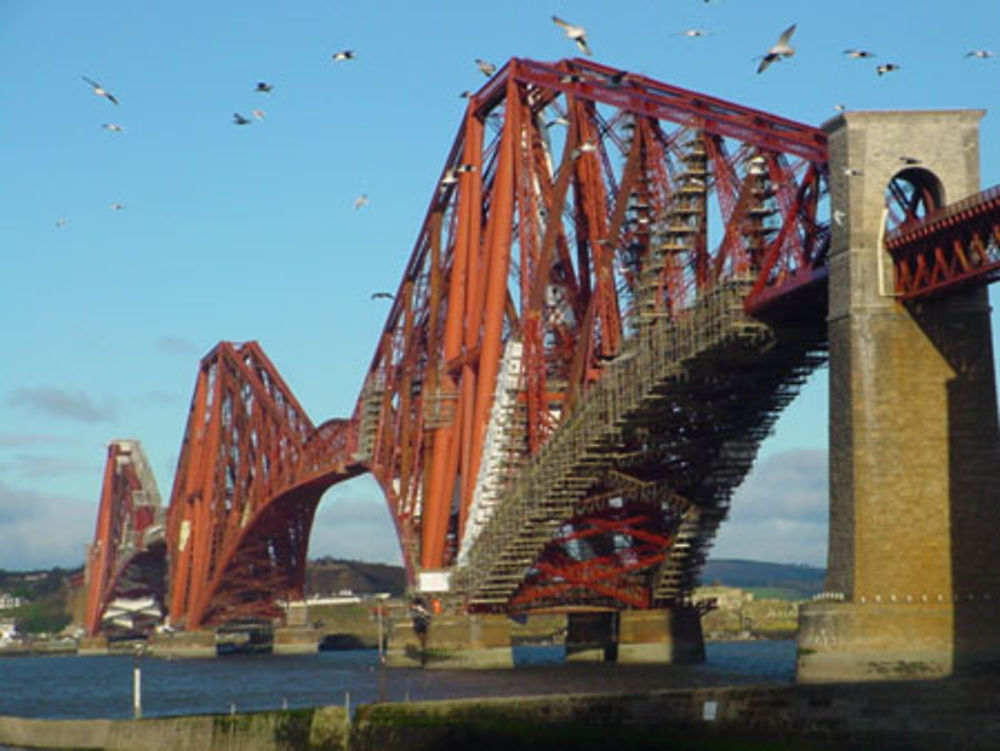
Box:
(354, 193), (369, 210)
(82, 76), (119, 105)
(966, 49), (995, 59)
(876, 63), (900, 76)
(55, 217), (68, 228)
(834, 103), (847, 112)
(332, 50), (355, 62)
(843, 167), (864, 177)
(255, 81), (274, 93)
(677, 29), (710, 38)
(370, 292), (394, 301)
(843, 49), (876, 59)
(552, 15), (592, 56)
(251, 109), (266, 121)
(899, 155), (922, 165)
(109, 202), (125, 211)
(102, 123), (124, 132)
(475, 58), (496, 77)
(756, 23), (797, 73)
(233, 112), (252, 125)
(455, 163), (477, 173)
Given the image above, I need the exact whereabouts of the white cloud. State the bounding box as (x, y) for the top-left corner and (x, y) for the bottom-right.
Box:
(0, 480), (94, 570)
(157, 336), (202, 358)
(6, 387), (116, 423)
(710, 449), (829, 567)
(308, 476), (403, 565)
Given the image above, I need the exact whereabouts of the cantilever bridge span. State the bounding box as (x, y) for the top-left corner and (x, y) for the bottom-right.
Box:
(85, 58), (1000, 641)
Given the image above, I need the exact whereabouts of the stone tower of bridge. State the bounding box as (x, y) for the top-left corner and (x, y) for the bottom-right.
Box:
(798, 110), (1000, 682)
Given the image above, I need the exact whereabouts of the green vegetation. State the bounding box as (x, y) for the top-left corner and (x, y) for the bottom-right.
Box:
(0, 567), (79, 634)
(701, 559), (824, 600)
(10, 601), (72, 634)
(744, 586), (808, 601)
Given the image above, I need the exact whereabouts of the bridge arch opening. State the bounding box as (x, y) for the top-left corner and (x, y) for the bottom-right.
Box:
(309, 473), (404, 570)
(884, 167), (944, 232)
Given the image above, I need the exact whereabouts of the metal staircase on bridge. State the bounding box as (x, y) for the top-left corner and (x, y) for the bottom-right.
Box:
(455, 278), (826, 607)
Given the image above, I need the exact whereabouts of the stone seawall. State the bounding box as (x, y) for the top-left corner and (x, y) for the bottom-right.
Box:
(3, 680), (999, 750)
(0, 706), (347, 751)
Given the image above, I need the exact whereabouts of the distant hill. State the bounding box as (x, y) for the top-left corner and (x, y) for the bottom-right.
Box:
(700, 559), (825, 600)
(305, 558), (405, 597)
(303, 557), (824, 601)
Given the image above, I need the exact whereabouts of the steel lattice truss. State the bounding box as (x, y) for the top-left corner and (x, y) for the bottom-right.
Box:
(147, 57), (836, 627)
(361, 57), (831, 609)
(164, 342), (361, 629)
(85, 441), (167, 636)
(888, 183), (1000, 299)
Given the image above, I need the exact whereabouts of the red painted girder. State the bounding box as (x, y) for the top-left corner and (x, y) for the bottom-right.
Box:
(166, 342), (365, 628)
(510, 547), (667, 609)
(887, 183), (1000, 299)
(85, 441), (164, 636)
(471, 58), (828, 163)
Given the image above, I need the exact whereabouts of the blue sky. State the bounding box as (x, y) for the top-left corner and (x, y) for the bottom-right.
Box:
(2, 0), (999, 571)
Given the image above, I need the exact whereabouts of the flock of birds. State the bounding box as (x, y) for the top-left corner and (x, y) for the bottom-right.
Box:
(67, 11), (996, 288)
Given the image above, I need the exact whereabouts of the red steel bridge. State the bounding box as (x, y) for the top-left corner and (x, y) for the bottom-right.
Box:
(84, 58), (1000, 633)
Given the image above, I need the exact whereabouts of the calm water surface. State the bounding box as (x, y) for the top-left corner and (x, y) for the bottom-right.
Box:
(0, 640), (795, 721)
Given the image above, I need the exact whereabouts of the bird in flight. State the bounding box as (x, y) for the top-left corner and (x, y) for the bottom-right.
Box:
(552, 15), (592, 56)
(109, 202), (125, 211)
(843, 167), (863, 177)
(965, 49), (995, 59)
(255, 81), (274, 93)
(233, 112), (252, 125)
(843, 49), (875, 59)
(677, 29), (710, 38)
(354, 194), (369, 210)
(251, 109), (266, 121)
(834, 103), (847, 112)
(756, 23), (797, 73)
(102, 123), (124, 132)
(55, 217), (68, 228)
(876, 63), (900, 76)
(82, 76), (119, 105)
(370, 292), (394, 301)
(332, 50), (355, 62)
(475, 58), (496, 77)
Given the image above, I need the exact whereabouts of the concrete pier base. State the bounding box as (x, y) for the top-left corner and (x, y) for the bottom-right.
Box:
(617, 607), (705, 664)
(798, 601), (953, 682)
(385, 607), (705, 668)
(798, 600), (1000, 682)
(385, 612), (567, 669)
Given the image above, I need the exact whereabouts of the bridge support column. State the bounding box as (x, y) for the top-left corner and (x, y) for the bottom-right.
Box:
(798, 110), (1000, 682)
(385, 612), (568, 669)
(615, 607), (705, 664)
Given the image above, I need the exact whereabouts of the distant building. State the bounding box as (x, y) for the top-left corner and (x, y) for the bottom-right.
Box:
(0, 619), (17, 643)
(693, 585), (754, 611)
(0, 593), (24, 610)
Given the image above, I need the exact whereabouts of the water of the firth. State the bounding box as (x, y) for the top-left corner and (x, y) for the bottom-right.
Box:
(0, 640), (795, 720)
